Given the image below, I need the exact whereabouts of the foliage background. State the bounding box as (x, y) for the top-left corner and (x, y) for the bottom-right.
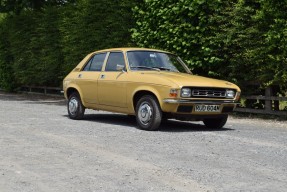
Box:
(0, 0), (135, 91)
(132, 0), (287, 94)
(0, 0), (286, 94)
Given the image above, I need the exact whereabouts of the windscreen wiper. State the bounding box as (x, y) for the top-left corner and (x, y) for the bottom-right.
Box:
(130, 66), (160, 71)
(152, 67), (172, 71)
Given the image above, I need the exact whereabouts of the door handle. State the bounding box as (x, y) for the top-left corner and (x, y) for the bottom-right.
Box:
(78, 74), (82, 78)
(100, 74), (105, 79)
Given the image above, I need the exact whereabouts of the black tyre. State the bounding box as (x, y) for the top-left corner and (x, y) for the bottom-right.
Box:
(203, 115), (228, 129)
(67, 92), (85, 120)
(136, 95), (162, 131)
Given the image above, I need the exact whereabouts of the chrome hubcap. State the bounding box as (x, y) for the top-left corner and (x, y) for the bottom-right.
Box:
(69, 97), (78, 115)
(138, 102), (153, 125)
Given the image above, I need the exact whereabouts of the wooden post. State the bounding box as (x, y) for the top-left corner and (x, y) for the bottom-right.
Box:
(273, 85), (280, 111)
(265, 86), (272, 112)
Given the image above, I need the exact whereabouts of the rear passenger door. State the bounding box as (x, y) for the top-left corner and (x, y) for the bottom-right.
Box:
(76, 52), (107, 104)
(97, 52), (128, 108)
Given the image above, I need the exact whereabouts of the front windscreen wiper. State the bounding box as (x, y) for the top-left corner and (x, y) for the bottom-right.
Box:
(130, 66), (160, 71)
(152, 67), (173, 71)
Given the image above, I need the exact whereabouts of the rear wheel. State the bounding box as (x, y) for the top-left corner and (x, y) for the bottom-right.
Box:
(136, 95), (162, 131)
(68, 92), (85, 120)
(203, 115), (228, 129)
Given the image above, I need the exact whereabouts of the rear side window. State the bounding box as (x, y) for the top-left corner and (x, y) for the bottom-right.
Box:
(105, 52), (125, 71)
(83, 53), (106, 71)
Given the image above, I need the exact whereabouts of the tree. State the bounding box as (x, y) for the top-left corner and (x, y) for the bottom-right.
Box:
(132, 0), (287, 91)
(0, 0), (136, 90)
(59, 0), (136, 74)
(0, 14), (16, 91)
(0, 0), (75, 14)
(131, 0), (225, 74)
(209, 0), (287, 89)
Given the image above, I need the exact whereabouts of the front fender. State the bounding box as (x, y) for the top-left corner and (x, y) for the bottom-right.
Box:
(128, 84), (172, 114)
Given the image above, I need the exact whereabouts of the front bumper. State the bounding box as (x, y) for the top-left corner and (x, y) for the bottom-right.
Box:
(161, 98), (239, 114)
(163, 99), (239, 105)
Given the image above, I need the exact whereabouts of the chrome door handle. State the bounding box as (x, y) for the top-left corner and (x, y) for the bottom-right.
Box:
(78, 74), (82, 78)
(100, 74), (105, 79)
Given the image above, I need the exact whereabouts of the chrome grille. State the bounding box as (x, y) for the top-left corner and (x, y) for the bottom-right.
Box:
(191, 88), (226, 98)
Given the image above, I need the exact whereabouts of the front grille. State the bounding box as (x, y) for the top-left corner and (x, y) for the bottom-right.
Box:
(191, 89), (226, 98)
(189, 87), (229, 98)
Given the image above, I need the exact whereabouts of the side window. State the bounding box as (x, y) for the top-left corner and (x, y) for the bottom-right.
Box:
(83, 58), (92, 71)
(83, 53), (106, 71)
(105, 52), (125, 71)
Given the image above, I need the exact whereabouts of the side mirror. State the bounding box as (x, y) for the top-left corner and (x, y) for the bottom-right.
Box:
(116, 64), (125, 72)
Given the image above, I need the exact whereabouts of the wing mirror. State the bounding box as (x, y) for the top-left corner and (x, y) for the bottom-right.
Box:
(116, 64), (126, 72)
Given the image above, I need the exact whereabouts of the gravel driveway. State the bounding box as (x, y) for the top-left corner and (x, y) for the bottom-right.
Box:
(0, 92), (287, 192)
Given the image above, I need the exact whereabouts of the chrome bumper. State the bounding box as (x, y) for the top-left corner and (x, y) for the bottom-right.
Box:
(163, 99), (239, 105)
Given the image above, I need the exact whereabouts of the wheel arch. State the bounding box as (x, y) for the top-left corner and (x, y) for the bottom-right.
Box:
(132, 89), (162, 113)
(66, 87), (79, 98)
(65, 86), (86, 107)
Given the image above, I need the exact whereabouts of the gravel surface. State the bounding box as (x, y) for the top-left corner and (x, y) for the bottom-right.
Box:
(0, 92), (287, 192)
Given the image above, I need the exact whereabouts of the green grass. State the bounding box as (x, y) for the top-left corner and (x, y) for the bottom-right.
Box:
(280, 101), (287, 111)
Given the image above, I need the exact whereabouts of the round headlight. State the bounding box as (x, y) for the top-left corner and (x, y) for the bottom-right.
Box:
(226, 90), (235, 98)
(181, 88), (191, 97)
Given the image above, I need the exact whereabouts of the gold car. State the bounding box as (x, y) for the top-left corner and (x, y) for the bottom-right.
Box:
(63, 48), (241, 131)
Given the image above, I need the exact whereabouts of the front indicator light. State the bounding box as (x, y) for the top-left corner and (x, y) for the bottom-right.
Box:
(235, 92), (241, 101)
(181, 88), (191, 97)
(169, 89), (178, 97)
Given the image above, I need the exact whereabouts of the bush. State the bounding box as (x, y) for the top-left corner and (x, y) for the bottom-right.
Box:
(0, 0), (135, 90)
(0, 15), (16, 91)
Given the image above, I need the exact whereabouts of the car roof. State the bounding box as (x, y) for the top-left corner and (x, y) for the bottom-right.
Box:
(91, 47), (173, 54)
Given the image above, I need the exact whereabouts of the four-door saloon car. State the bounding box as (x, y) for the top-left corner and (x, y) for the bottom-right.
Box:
(63, 48), (241, 131)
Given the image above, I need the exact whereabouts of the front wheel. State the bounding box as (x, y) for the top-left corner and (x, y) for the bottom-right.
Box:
(68, 92), (85, 120)
(203, 115), (228, 129)
(136, 95), (162, 131)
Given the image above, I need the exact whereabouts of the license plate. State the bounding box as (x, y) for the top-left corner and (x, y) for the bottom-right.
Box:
(195, 105), (220, 112)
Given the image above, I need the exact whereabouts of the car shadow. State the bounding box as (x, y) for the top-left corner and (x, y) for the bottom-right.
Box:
(65, 113), (234, 132)
(82, 114), (137, 128)
(159, 120), (234, 132)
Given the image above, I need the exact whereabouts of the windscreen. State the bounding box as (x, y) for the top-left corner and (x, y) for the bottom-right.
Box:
(127, 51), (189, 73)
